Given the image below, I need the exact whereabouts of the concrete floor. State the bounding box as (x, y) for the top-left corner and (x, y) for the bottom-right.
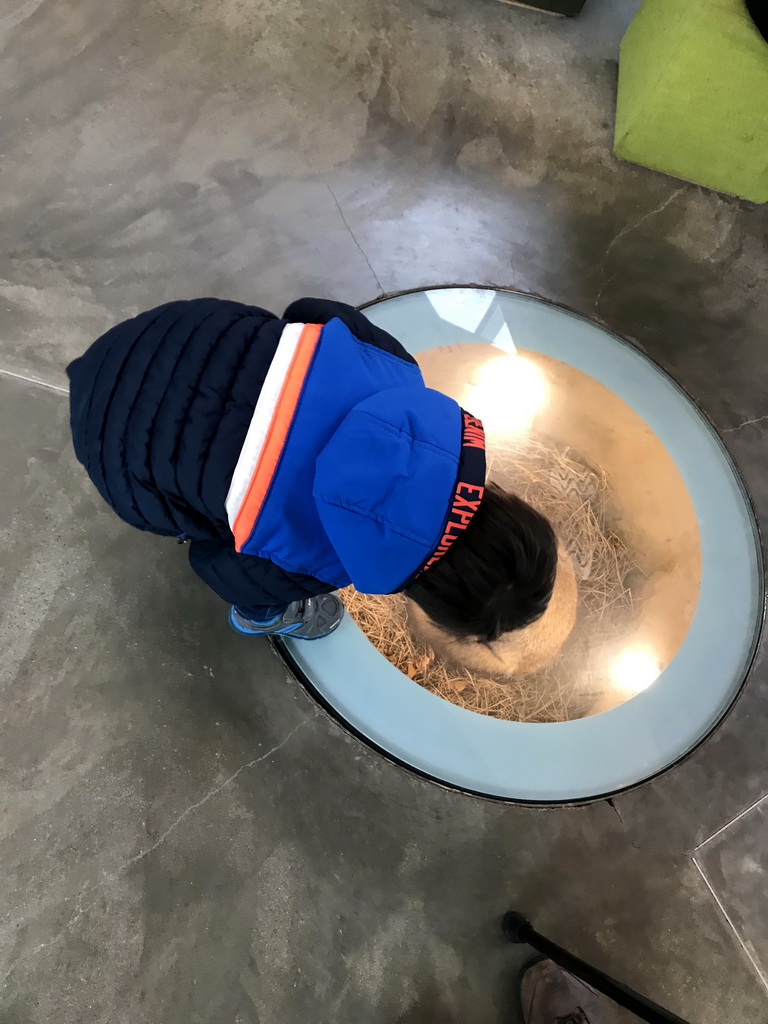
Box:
(2, 0), (768, 1021)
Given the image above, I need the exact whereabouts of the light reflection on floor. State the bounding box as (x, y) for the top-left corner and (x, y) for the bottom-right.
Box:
(344, 342), (703, 723)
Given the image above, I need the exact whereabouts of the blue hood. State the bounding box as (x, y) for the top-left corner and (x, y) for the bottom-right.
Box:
(240, 318), (485, 593)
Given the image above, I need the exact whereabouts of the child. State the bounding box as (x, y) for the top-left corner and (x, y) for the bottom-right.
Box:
(68, 297), (556, 641)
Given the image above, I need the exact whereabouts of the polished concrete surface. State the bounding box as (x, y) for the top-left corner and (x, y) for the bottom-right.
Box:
(2, 0), (768, 1021)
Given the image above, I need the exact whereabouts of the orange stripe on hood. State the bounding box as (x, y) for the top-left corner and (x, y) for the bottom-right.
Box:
(232, 322), (322, 550)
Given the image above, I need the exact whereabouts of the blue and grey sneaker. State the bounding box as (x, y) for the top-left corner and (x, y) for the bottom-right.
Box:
(229, 595), (344, 641)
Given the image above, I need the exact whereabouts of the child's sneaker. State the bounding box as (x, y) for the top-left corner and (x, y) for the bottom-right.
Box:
(229, 595), (344, 641)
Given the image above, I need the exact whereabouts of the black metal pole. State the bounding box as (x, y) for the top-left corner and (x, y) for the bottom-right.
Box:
(502, 912), (690, 1024)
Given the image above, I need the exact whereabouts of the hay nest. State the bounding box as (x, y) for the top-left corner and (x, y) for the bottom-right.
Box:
(342, 434), (638, 722)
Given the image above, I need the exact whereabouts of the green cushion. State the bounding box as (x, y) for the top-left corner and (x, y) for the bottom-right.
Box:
(614, 0), (768, 202)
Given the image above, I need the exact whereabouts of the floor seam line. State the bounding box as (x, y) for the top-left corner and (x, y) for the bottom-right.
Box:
(0, 367), (70, 395)
(691, 855), (768, 996)
(694, 791), (768, 851)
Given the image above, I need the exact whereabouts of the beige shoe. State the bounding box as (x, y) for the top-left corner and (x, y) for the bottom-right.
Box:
(520, 959), (621, 1024)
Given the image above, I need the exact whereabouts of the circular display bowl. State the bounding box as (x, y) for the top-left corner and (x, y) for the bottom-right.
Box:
(277, 288), (763, 803)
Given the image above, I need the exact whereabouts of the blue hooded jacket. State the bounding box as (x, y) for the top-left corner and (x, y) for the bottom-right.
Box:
(68, 298), (485, 607)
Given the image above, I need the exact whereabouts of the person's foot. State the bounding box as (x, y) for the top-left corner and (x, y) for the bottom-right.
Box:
(520, 959), (619, 1024)
(229, 595), (344, 641)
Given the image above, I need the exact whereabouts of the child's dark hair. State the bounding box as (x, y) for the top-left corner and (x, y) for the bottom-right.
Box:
(405, 484), (557, 643)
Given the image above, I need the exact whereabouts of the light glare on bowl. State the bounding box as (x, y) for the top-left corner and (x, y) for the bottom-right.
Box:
(465, 354), (549, 431)
(612, 649), (661, 695)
